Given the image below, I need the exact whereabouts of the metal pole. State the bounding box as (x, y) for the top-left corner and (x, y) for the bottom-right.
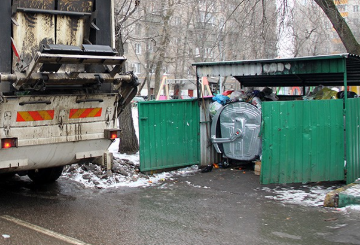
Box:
(344, 58), (348, 116)
(219, 76), (223, 94)
(196, 69), (201, 106)
(344, 58), (348, 101)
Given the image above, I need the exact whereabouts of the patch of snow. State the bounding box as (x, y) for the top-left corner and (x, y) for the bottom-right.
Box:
(61, 159), (199, 189)
(185, 181), (210, 189)
(261, 185), (339, 207)
(343, 184), (360, 196)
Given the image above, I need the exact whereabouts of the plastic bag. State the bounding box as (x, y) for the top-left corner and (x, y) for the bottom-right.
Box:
(209, 101), (223, 117)
(230, 91), (240, 101)
(314, 87), (337, 100)
(251, 97), (262, 110)
(212, 94), (230, 105)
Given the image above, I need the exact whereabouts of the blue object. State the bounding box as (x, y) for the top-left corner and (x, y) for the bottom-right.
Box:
(212, 94), (230, 105)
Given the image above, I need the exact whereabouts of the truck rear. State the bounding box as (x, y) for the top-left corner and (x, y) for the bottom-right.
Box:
(0, 0), (138, 182)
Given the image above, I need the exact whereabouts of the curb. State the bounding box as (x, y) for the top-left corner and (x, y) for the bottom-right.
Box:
(324, 181), (360, 208)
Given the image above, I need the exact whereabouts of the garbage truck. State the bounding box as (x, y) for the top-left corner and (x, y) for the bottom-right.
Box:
(0, 0), (139, 182)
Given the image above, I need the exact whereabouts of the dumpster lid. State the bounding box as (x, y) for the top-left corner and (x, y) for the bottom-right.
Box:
(193, 53), (360, 87)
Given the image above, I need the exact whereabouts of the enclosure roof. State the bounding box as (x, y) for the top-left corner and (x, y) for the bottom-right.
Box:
(193, 54), (360, 87)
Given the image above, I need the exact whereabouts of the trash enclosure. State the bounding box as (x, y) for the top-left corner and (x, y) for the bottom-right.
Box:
(193, 54), (360, 184)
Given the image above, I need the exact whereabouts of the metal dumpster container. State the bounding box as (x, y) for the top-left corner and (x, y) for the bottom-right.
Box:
(211, 102), (261, 161)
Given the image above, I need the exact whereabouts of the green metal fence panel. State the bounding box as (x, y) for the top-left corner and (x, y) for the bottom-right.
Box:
(138, 99), (200, 172)
(261, 100), (345, 184)
(346, 98), (360, 184)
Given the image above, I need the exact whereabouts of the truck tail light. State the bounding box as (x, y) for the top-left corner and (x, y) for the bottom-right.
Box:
(1, 138), (18, 149)
(104, 129), (121, 140)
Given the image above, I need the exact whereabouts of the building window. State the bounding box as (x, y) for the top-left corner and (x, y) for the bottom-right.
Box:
(195, 47), (200, 57)
(135, 23), (142, 35)
(123, 42), (129, 54)
(199, 11), (215, 25)
(337, 5), (346, 12)
(147, 42), (154, 52)
(135, 43), (142, 54)
(354, 5), (359, 12)
(163, 66), (169, 74)
(174, 17), (181, 25)
(133, 63), (141, 74)
(205, 48), (214, 59)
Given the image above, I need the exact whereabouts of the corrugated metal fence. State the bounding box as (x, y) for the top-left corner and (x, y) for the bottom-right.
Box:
(346, 98), (360, 184)
(138, 99), (200, 172)
(261, 100), (345, 184)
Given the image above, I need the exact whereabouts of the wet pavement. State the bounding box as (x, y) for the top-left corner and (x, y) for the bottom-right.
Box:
(0, 168), (360, 245)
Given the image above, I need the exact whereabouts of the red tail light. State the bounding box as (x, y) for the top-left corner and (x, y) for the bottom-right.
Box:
(110, 132), (118, 139)
(1, 138), (18, 149)
(104, 129), (121, 140)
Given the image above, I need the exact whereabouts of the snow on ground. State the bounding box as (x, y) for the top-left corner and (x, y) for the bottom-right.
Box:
(260, 184), (360, 212)
(343, 181), (360, 196)
(61, 138), (200, 189)
(261, 185), (338, 207)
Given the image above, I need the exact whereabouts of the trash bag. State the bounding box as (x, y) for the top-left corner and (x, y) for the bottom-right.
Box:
(212, 94), (230, 105)
(230, 90), (243, 101)
(209, 101), (223, 117)
(222, 90), (234, 96)
(262, 87), (278, 101)
(251, 97), (262, 110)
(314, 87), (337, 100)
(337, 91), (358, 99)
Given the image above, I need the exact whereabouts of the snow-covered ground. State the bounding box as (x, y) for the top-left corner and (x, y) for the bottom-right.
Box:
(261, 185), (335, 207)
(61, 140), (200, 189)
(260, 184), (360, 212)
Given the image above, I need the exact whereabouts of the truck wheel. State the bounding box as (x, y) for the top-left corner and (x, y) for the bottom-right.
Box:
(27, 166), (64, 183)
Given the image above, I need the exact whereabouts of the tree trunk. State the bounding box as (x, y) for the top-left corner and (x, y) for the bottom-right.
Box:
(117, 29), (139, 154)
(118, 104), (139, 154)
(314, 0), (360, 55)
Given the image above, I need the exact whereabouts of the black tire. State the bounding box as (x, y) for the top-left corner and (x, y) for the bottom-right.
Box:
(0, 172), (16, 179)
(27, 166), (64, 184)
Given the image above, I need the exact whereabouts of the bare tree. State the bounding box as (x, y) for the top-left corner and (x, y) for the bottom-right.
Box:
(275, 0), (360, 56)
(115, 0), (140, 154)
(314, 0), (360, 55)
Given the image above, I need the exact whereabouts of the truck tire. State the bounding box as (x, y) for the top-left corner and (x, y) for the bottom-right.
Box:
(27, 166), (64, 184)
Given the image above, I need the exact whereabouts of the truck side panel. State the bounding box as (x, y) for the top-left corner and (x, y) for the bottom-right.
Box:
(13, 12), (56, 69)
(56, 0), (94, 46)
(14, 0), (55, 9)
(91, 0), (112, 46)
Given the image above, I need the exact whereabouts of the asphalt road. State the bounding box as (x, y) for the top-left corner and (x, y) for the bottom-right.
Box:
(0, 168), (360, 245)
